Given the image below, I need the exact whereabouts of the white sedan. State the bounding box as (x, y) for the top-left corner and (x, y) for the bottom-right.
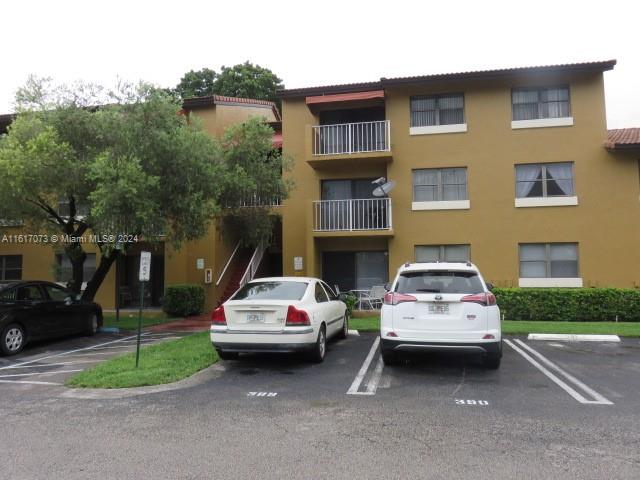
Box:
(210, 277), (348, 362)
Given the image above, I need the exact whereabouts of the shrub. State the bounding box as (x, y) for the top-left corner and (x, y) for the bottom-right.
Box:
(342, 294), (358, 317)
(493, 287), (640, 322)
(162, 284), (205, 317)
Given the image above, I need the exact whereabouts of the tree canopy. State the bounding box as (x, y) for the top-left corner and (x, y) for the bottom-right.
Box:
(174, 61), (283, 104)
(0, 77), (290, 300)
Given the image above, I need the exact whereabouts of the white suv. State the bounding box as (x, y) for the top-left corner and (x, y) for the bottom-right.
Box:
(380, 262), (502, 369)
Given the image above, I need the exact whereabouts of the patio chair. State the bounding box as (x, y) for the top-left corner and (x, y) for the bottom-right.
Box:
(359, 285), (387, 310)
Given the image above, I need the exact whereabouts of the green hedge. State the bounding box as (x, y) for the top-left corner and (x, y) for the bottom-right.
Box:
(162, 284), (205, 317)
(494, 287), (640, 322)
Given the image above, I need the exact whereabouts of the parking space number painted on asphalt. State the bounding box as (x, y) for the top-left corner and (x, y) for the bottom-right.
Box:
(455, 399), (489, 406)
(247, 392), (278, 397)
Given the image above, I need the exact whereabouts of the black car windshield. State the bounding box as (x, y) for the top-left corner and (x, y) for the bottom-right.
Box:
(396, 271), (484, 294)
(231, 281), (308, 301)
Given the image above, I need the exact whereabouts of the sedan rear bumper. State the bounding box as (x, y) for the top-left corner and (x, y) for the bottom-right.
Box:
(381, 338), (502, 356)
(212, 341), (316, 353)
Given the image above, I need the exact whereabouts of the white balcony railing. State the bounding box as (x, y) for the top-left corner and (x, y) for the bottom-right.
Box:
(313, 198), (392, 232)
(312, 120), (390, 156)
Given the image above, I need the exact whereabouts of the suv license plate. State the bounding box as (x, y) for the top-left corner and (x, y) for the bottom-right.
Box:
(246, 312), (265, 323)
(428, 303), (449, 314)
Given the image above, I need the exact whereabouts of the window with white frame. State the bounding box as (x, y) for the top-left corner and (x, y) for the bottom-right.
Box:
(0, 255), (22, 280)
(519, 243), (578, 278)
(58, 199), (90, 218)
(512, 86), (570, 121)
(515, 162), (574, 198)
(413, 168), (468, 202)
(410, 94), (464, 127)
(416, 245), (470, 263)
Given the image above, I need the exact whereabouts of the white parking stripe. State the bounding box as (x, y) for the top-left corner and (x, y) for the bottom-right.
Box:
(347, 337), (380, 395)
(366, 356), (385, 394)
(0, 369), (83, 378)
(0, 380), (62, 385)
(0, 334), (144, 371)
(505, 339), (613, 405)
(0, 360), (102, 369)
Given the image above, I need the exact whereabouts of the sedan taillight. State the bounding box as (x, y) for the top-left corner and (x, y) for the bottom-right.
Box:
(286, 305), (311, 326)
(211, 306), (226, 325)
(461, 292), (497, 306)
(383, 292), (418, 306)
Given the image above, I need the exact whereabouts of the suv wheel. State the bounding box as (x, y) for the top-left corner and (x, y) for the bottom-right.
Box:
(483, 354), (501, 369)
(381, 349), (397, 366)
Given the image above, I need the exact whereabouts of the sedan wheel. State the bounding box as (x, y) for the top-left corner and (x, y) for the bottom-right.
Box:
(2, 324), (25, 356)
(85, 314), (98, 336)
(338, 313), (348, 340)
(309, 326), (326, 363)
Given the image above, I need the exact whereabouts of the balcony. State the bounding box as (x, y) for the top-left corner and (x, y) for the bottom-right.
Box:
(307, 120), (392, 168)
(313, 198), (393, 236)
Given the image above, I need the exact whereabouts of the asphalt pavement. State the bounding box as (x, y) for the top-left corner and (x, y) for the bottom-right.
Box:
(1, 331), (639, 479)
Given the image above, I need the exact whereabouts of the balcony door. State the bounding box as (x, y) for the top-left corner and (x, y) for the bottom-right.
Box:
(321, 179), (377, 230)
(323, 251), (388, 293)
(318, 107), (386, 154)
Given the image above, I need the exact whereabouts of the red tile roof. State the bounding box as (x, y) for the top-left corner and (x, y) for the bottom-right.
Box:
(182, 94), (280, 121)
(279, 60), (616, 98)
(606, 128), (640, 150)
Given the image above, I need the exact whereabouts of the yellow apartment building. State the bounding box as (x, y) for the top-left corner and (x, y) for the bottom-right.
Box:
(0, 96), (282, 311)
(277, 60), (640, 293)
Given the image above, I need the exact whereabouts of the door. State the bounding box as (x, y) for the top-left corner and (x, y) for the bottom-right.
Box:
(10, 284), (51, 339)
(41, 283), (83, 335)
(322, 252), (356, 293)
(313, 281), (335, 334)
(320, 281), (345, 334)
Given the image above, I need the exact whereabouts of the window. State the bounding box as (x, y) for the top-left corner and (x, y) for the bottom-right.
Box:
(415, 245), (470, 263)
(413, 168), (468, 202)
(519, 243), (578, 278)
(314, 282), (328, 303)
(231, 281), (308, 301)
(0, 255), (22, 281)
(16, 285), (45, 302)
(55, 253), (96, 283)
(43, 284), (72, 302)
(320, 282), (338, 300)
(512, 86), (570, 121)
(58, 199), (90, 218)
(396, 271), (483, 295)
(411, 94), (464, 127)
(515, 162), (574, 198)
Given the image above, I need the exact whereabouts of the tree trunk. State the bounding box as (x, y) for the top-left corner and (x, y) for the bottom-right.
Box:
(82, 250), (119, 302)
(65, 244), (87, 295)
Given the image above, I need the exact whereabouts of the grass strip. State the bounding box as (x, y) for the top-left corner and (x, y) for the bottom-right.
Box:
(65, 332), (217, 389)
(349, 315), (640, 337)
(102, 312), (179, 331)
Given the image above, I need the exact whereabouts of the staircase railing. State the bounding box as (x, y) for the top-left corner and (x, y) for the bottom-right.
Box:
(239, 242), (266, 289)
(215, 241), (241, 286)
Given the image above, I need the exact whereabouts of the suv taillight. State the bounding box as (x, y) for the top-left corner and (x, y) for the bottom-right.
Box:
(211, 306), (226, 325)
(286, 305), (311, 326)
(461, 292), (496, 306)
(383, 292), (418, 306)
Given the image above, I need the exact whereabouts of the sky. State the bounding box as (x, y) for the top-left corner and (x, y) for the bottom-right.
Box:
(1, 0), (638, 128)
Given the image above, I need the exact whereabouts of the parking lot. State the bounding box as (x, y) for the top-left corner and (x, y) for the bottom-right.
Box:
(2, 331), (640, 479)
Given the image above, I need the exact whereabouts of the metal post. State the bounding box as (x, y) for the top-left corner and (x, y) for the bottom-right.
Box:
(115, 255), (120, 324)
(135, 281), (145, 368)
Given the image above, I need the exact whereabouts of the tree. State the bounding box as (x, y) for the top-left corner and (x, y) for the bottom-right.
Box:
(173, 62), (283, 104)
(218, 117), (293, 247)
(174, 68), (217, 99)
(0, 77), (225, 300)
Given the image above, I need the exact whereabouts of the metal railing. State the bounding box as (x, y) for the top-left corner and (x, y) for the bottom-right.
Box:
(225, 195), (282, 208)
(215, 241), (241, 286)
(239, 242), (266, 288)
(312, 120), (391, 155)
(313, 198), (392, 231)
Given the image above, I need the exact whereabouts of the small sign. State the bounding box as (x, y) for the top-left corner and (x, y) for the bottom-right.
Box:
(204, 268), (212, 284)
(294, 256), (303, 271)
(139, 251), (151, 282)
(196, 258), (205, 270)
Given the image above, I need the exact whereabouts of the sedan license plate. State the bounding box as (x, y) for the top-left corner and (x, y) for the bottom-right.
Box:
(428, 303), (449, 314)
(246, 312), (265, 323)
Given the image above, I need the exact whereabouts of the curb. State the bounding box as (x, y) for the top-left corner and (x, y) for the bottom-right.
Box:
(527, 333), (621, 342)
(97, 327), (120, 334)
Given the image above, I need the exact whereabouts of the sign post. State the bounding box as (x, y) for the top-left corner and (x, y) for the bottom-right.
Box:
(135, 251), (151, 368)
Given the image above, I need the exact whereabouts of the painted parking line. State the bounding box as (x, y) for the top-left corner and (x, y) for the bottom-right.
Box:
(0, 360), (102, 369)
(0, 369), (83, 378)
(347, 336), (382, 396)
(505, 339), (613, 405)
(0, 379), (62, 386)
(0, 333), (144, 371)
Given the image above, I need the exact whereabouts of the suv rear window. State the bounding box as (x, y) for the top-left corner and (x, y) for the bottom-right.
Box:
(231, 281), (309, 301)
(396, 271), (484, 294)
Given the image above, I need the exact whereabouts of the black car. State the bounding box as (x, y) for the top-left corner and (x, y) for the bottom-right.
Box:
(0, 281), (103, 356)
